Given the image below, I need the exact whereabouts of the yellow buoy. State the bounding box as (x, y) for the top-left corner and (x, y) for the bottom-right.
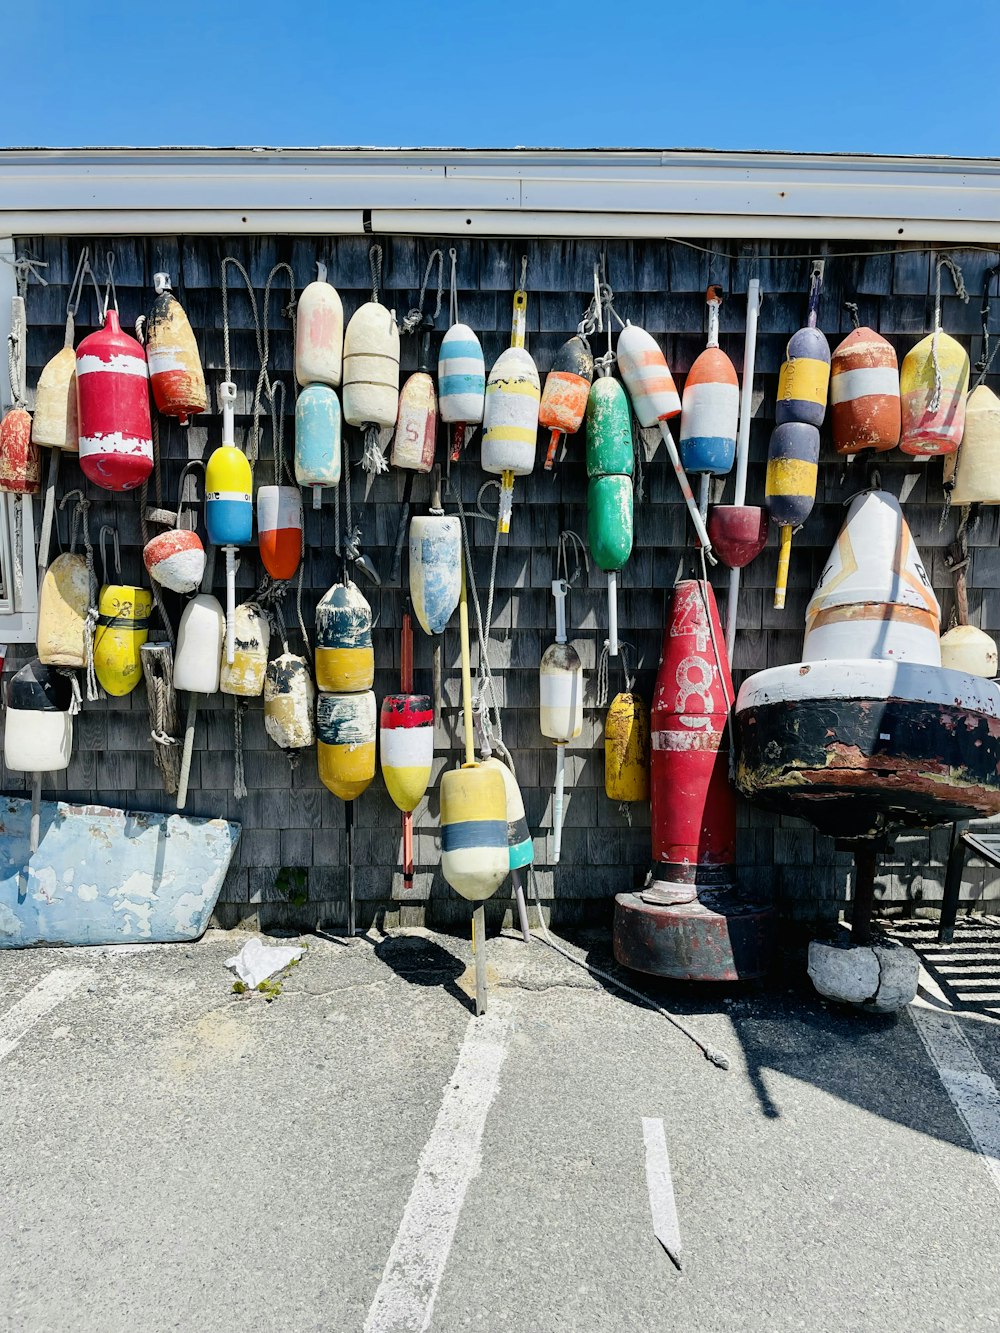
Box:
(604, 691), (650, 803)
(947, 385), (1000, 505)
(33, 347), (79, 452)
(317, 690), (377, 800)
(220, 603), (271, 698)
(93, 583), (151, 697)
(264, 653), (316, 751)
(439, 762), (509, 902)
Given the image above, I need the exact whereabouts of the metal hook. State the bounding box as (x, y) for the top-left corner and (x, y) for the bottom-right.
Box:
(99, 525), (121, 587)
(102, 250), (118, 319)
(176, 460), (205, 530)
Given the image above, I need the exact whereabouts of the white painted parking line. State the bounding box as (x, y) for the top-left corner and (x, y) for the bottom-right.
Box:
(0, 967), (93, 1064)
(911, 1006), (1000, 1200)
(364, 1003), (511, 1333)
(642, 1116), (682, 1270)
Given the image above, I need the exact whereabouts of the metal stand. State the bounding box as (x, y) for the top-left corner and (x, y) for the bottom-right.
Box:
(850, 845), (879, 946)
(473, 903), (487, 1016)
(940, 821), (970, 944)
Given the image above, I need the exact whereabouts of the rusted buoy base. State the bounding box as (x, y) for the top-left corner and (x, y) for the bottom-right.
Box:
(613, 889), (775, 982)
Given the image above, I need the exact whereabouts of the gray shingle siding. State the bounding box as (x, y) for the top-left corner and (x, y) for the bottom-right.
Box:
(7, 234), (1000, 931)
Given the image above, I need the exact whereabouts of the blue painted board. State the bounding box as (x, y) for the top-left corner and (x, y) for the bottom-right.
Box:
(0, 798), (241, 948)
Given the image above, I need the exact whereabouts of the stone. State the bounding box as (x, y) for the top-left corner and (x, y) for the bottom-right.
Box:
(807, 934), (919, 1013)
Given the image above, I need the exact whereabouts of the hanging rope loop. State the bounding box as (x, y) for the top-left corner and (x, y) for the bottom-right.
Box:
(929, 255), (970, 414)
(974, 259), (1000, 388)
(399, 249), (444, 335)
(369, 243), (383, 304)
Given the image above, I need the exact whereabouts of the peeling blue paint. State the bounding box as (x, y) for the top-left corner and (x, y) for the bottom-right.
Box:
(0, 798), (241, 948)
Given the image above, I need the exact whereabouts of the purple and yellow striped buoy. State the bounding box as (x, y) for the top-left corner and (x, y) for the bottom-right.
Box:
(775, 326), (830, 429)
(766, 421), (820, 610)
(439, 762), (509, 902)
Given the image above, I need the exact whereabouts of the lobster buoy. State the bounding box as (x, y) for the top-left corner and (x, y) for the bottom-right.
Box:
(315, 581), (374, 692)
(439, 762), (509, 901)
(295, 267), (344, 388)
(294, 383), (342, 504)
(37, 553), (89, 668)
(947, 385), (1000, 505)
(76, 309), (153, 491)
(439, 322), (485, 460)
(145, 274), (207, 425)
(409, 513), (461, 635)
(830, 327), (900, 455)
(804, 490), (940, 665)
(483, 755), (533, 874)
(649, 579), (736, 896)
(380, 692), (434, 812)
(605, 691), (650, 804)
(775, 326), (830, 429)
(940, 625), (998, 678)
(317, 690), (376, 799)
(540, 638), (584, 745)
(0, 407), (39, 494)
(4, 660), (74, 773)
(586, 376), (633, 655)
(32, 347), (78, 452)
(616, 325), (681, 423)
(94, 583), (151, 697)
(900, 332), (970, 458)
(143, 525), (206, 595)
(540, 335), (594, 470)
(257, 485), (303, 582)
(342, 302), (400, 428)
(220, 602), (270, 697)
(679, 286), (739, 475)
(206, 380), (253, 662)
(391, 323), (438, 474)
(482, 346), (540, 532)
(174, 595), (225, 694)
(264, 652), (316, 751)
(766, 421), (821, 610)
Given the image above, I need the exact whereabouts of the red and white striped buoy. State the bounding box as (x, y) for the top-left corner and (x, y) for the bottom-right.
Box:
(76, 310), (153, 492)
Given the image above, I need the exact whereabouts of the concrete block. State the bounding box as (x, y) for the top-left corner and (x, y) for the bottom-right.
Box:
(808, 935), (919, 1013)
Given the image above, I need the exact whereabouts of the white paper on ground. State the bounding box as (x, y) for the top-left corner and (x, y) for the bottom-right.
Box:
(225, 937), (305, 988)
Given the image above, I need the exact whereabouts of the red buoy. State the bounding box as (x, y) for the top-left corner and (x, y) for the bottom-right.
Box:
(76, 310), (153, 492)
(613, 579), (773, 981)
(0, 406), (40, 494)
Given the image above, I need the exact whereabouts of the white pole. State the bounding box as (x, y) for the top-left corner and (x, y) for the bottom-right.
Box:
(607, 571), (618, 657)
(726, 280), (763, 661)
(552, 743), (566, 864)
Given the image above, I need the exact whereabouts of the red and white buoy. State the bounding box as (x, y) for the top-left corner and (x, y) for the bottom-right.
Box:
(76, 305), (153, 492)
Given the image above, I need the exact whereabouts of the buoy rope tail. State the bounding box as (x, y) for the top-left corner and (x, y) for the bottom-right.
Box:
(526, 867), (732, 1070)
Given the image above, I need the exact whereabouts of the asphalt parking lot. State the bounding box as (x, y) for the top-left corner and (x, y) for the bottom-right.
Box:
(2, 925), (1000, 1333)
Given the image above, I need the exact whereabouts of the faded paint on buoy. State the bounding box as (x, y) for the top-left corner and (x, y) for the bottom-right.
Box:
(900, 331), (970, 457)
(294, 384), (342, 492)
(830, 327), (900, 455)
(586, 378), (634, 574)
(948, 385), (1000, 504)
(540, 335), (594, 468)
(174, 594), (225, 694)
(145, 276), (207, 425)
(438, 324), (485, 425)
(257, 485), (303, 581)
(409, 513), (461, 635)
(766, 421), (820, 529)
(94, 583), (152, 697)
(32, 346), (79, 452)
(804, 490), (940, 665)
(482, 346), (540, 477)
(220, 603), (270, 697)
(482, 755), (533, 872)
(616, 325), (680, 425)
(295, 277), (344, 388)
(0, 407), (39, 494)
(342, 303), (400, 427)
(37, 552), (89, 668)
(317, 690), (376, 800)
(380, 692), (434, 812)
(315, 581), (374, 692)
(265, 653), (316, 751)
(605, 692), (650, 803)
(439, 762), (509, 901)
(391, 371), (438, 473)
(540, 641), (584, 742)
(4, 660), (74, 773)
(940, 624), (998, 678)
(775, 326), (830, 428)
(143, 528), (206, 595)
(76, 310), (153, 492)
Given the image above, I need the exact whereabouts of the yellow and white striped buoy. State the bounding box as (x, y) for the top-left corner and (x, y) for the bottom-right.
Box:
(315, 581), (375, 692)
(317, 690), (377, 800)
(439, 762), (509, 902)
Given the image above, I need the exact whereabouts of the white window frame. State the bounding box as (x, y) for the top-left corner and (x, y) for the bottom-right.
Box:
(0, 233), (39, 644)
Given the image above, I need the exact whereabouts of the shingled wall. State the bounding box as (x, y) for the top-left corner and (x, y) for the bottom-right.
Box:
(7, 234), (1000, 933)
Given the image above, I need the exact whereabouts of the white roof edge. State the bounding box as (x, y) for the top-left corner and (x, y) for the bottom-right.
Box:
(1, 146), (998, 241)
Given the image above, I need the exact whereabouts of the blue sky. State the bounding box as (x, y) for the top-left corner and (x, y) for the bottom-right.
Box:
(8, 0), (999, 155)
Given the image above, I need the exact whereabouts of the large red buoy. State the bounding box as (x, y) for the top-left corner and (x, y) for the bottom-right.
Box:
(613, 579), (773, 981)
(76, 309), (153, 491)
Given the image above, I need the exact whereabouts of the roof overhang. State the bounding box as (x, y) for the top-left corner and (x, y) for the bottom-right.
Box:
(1, 147), (999, 242)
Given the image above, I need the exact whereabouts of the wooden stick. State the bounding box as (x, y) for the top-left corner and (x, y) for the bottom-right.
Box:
(473, 903), (487, 1016)
(29, 775), (41, 854)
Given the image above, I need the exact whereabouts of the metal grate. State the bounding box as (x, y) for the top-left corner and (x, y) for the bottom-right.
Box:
(890, 916), (1000, 1018)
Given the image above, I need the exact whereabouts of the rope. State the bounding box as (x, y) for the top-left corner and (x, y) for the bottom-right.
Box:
(149, 674), (179, 747)
(595, 640), (636, 709)
(974, 259), (1000, 388)
(139, 417), (176, 651)
(55, 669), (82, 717)
(448, 247), (460, 326)
(101, 251), (118, 320)
(399, 249), (444, 335)
(63, 247), (90, 348)
(221, 257), (296, 472)
(929, 255), (969, 414)
(361, 421), (389, 477)
(526, 866), (730, 1069)
(843, 300), (861, 331)
(556, 529), (589, 589)
(59, 490), (100, 702)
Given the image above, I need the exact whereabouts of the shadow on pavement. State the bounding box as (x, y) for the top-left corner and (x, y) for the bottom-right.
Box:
(372, 933), (477, 1017)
